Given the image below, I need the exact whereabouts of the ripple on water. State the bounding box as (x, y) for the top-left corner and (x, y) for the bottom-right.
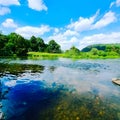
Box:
(0, 58), (120, 120)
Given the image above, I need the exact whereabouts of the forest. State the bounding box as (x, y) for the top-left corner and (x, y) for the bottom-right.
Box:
(0, 32), (61, 56)
(0, 32), (120, 59)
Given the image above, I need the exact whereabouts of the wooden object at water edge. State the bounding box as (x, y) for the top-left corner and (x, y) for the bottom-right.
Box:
(112, 78), (120, 85)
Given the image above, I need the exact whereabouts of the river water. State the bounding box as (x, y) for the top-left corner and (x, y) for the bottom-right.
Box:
(0, 58), (120, 120)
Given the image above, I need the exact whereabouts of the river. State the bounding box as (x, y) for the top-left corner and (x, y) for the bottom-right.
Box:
(0, 58), (120, 120)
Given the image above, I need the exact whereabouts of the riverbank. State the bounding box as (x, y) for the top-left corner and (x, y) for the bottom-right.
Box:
(27, 52), (120, 59)
(27, 52), (65, 59)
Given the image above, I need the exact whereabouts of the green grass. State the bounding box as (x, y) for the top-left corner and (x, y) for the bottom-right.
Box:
(28, 52), (120, 60)
(28, 52), (66, 59)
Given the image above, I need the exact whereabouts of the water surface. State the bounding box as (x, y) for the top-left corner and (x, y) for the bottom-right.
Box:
(0, 58), (120, 120)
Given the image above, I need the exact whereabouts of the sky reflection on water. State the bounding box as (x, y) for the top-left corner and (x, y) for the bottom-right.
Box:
(1, 58), (120, 120)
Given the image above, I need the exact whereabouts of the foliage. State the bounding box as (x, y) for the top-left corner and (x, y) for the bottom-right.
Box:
(37, 37), (46, 52)
(0, 33), (8, 56)
(65, 46), (80, 57)
(0, 32), (120, 59)
(82, 44), (120, 53)
(28, 52), (65, 59)
(46, 40), (62, 53)
(29, 36), (38, 52)
(7, 33), (29, 56)
(0, 33), (61, 57)
(80, 44), (120, 59)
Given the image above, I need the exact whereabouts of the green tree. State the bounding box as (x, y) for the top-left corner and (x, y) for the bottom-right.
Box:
(37, 37), (46, 52)
(98, 50), (107, 57)
(7, 32), (28, 56)
(4, 42), (14, 56)
(7, 32), (19, 53)
(29, 36), (38, 52)
(46, 40), (61, 53)
(0, 33), (8, 56)
(15, 35), (29, 56)
(90, 48), (98, 55)
(65, 46), (80, 56)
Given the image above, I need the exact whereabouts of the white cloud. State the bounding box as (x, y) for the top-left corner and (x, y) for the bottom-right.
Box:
(52, 10), (118, 50)
(48, 31), (120, 50)
(54, 28), (59, 34)
(0, 8), (119, 51)
(110, 0), (120, 7)
(0, 0), (20, 6)
(63, 30), (79, 37)
(15, 25), (50, 38)
(60, 37), (79, 50)
(0, 0), (20, 15)
(67, 16), (94, 32)
(0, 6), (10, 15)
(67, 10), (99, 32)
(48, 34), (79, 50)
(116, 0), (120, 6)
(47, 10), (117, 50)
(27, 0), (47, 11)
(79, 32), (120, 50)
(2, 19), (18, 28)
(48, 30), (80, 50)
(67, 11), (116, 32)
(110, 2), (115, 8)
(92, 11), (116, 29)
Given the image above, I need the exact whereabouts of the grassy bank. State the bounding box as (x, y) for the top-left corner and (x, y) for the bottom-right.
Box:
(28, 52), (82, 59)
(28, 52), (120, 59)
(28, 52), (66, 59)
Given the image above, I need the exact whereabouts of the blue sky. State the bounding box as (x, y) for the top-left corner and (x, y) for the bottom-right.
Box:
(0, 0), (120, 50)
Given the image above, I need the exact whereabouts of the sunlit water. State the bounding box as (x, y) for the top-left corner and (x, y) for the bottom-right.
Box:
(0, 58), (120, 120)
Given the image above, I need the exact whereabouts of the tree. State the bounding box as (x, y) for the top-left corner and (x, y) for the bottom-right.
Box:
(0, 33), (8, 56)
(37, 37), (46, 52)
(29, 36), (38, 52)
(70, 46), (80, 54)
(4, 42), (14, 56)
(15, 35), (29, 56)
(65, 46), (80, 56)
(7, 33), (28, 56)
(46, 40), (61, 53)
(90, 48), (98, 55)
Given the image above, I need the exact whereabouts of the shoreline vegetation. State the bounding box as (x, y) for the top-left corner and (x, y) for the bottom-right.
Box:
(28, 52), (120, 60)
(0, 32), (120, 59)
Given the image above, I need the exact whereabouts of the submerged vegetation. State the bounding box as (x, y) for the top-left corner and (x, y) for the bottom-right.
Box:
(37, 91), (120, 120)
(0, 32), (120, 59)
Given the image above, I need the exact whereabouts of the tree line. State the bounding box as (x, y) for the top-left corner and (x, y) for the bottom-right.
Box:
(0, 32), (61, 56)
(1, 32), (120, 58)
(81, 44), (120, 58)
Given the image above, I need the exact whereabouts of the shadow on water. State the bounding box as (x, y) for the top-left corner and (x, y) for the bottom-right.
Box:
(0, 63), (44, 77)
